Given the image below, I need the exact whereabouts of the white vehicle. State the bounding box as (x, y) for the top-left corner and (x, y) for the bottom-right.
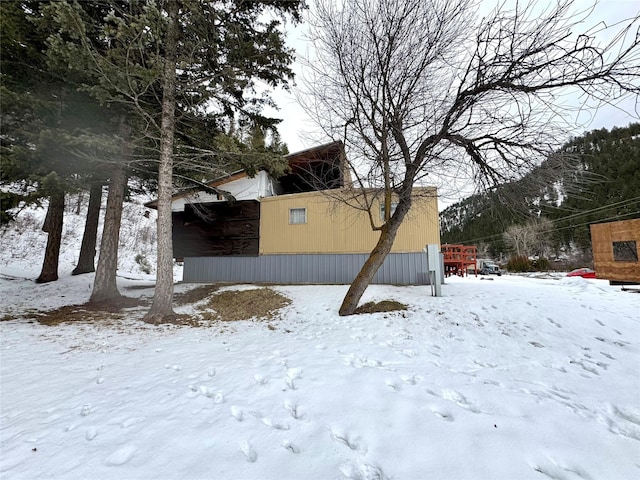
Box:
(480, 261), (502, 276)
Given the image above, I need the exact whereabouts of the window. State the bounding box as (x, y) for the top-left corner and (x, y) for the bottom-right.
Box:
(289, 208), (307, 224)
(613, 241), (638, 262)
(379, 202), (398, 221)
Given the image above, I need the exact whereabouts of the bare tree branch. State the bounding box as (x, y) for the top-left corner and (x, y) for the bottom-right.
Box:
(300, 0), (640, 315)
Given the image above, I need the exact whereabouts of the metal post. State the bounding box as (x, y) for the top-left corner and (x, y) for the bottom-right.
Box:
(427, 244), (442, 297)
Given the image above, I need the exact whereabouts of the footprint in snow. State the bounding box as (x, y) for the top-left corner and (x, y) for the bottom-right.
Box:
(86, 427), (98, 441)
(253, 374), (268, 385)
(283, 400), (304, 420)
(284, 367), (302, 390)
(104, 444), (137, 466)
(400, 374), (418, 385)
(385, 379), (399, 391)
(430, 407), (454, 421)
(281, 440), (300, 454)
(546, 317), (562, 328)
(483, 379), (502, 387)
(240, 441), (257, 463)
(197, 386), (225, 403)
(441, 389), (481, 413)
(230, 405), (243, 421)
(344, 354), (383, 369)
(442, 388), (468, 404)
(340, 461), (388, 480)
(604, 404), (640, 441)
(532, 459), (593, 480)
(121, 417), (145, 429)
(330, 428), (366, 453)
(262, 417), (289, 430)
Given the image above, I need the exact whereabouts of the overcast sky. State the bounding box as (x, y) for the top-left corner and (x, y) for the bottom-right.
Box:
(266, 0), (640, 154)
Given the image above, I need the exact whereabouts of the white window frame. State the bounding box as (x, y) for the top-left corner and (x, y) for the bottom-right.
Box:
(379, 202), (398, 221)
(289, 207), (307, 224)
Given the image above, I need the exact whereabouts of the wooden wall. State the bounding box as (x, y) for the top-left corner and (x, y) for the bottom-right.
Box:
(590, 218), (640, 282)
(172, 200), (259, 257)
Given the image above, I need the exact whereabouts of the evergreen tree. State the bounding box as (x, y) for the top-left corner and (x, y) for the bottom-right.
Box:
(1, 1), (117, 282)
(45, 0), (303, 320)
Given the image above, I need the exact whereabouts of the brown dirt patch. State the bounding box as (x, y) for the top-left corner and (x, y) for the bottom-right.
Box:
(29, 305), (125, 326)
(85, 296), (148, 312)
(1, 286), (290, 328)
(174, 284), (220, 306)
(6, 296), (148, 325)
(355, 300), (408, 314)
(198, 288), (291, 321)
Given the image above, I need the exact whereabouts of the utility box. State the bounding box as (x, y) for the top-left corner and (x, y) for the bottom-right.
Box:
(426, 244), (443, 297)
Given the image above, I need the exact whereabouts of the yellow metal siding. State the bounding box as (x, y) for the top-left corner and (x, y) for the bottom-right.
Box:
(259, 189), (440, 254)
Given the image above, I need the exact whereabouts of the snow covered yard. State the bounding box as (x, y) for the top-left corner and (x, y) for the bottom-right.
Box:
(1, 273), (639, 479)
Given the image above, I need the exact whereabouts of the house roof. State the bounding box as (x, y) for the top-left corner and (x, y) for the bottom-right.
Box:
(144, 170), (248, 209)
(145, 141), (347, 209)
(283, 140), (344, 161)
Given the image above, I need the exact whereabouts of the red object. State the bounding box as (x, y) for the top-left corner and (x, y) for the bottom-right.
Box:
(567, 268), (596, 278)
(442, 244), (477, 277)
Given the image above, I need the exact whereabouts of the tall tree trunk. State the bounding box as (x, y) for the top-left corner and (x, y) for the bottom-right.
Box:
(144, 0), (178, 324)
(72, 182), (102, 275)
(90, 166), (126, 303)
(338, 197), (412, 316)
(36, 192), (65, 283)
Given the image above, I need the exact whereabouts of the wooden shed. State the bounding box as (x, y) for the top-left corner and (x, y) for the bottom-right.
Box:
(590, 218), (640, 283)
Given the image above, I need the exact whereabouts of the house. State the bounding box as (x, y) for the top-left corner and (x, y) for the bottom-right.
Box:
(147, 141), (441, 284)
(590, 218), (640, 284)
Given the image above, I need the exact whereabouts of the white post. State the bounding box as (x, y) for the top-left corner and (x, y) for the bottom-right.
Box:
(427, 244), (442, 297)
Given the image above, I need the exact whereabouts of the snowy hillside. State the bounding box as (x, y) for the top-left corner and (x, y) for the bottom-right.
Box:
(1, 193), (639, 479)
(0, 190), (162, 278)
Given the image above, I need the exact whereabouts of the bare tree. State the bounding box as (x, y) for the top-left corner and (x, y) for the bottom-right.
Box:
(504, 217), (554, 258)
(302, 0), (639, 315)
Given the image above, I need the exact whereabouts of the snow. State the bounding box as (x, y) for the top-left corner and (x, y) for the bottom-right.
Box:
(0, 191), (160, 278)
(1, 196), (639, 479)
(1, 270), (639, 479)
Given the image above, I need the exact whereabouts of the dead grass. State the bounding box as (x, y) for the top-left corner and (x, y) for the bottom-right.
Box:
(354, 300), (408, 314)
(1, 297), (147, 326)
(198, 288), (291, 322)
(1, 285), (291, 327)
(174, 284), (220, 306)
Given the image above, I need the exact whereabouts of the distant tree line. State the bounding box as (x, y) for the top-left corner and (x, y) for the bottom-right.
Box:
(440, 123), (640, 266)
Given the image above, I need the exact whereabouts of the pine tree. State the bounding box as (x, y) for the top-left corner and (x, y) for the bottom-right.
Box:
(45, 0), (303, 321)
(1, 2), (116, 282)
